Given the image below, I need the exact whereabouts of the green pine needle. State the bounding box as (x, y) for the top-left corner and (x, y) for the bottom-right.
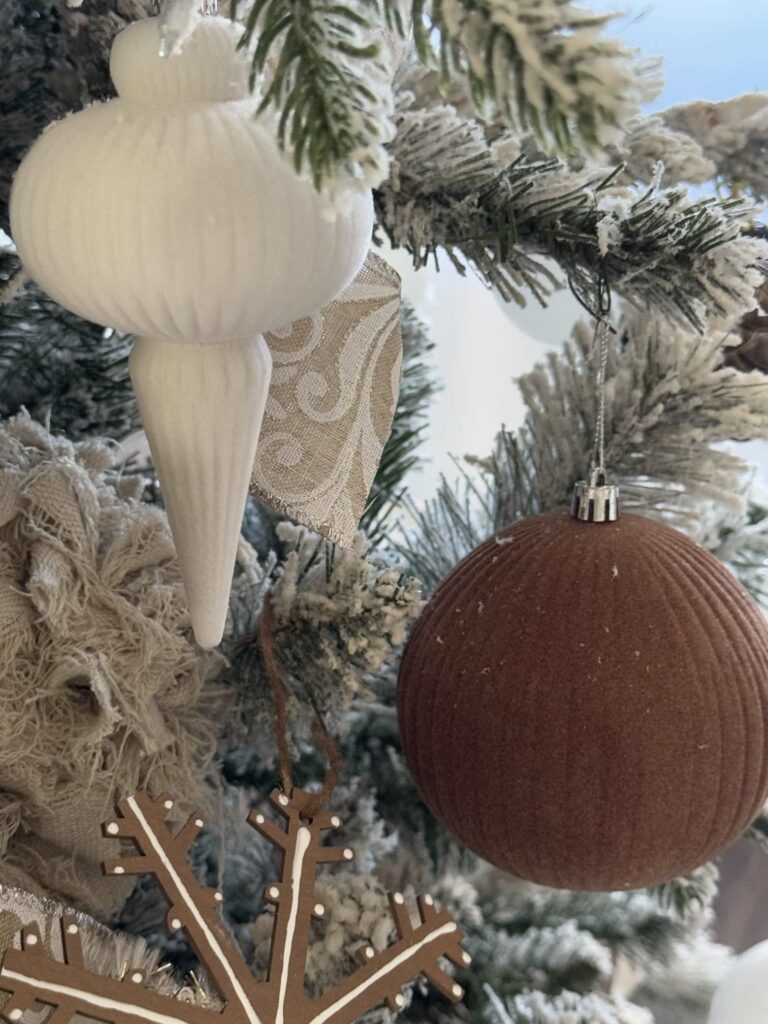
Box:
(233, 0), (391, 189)
(233, 0), (650, 190)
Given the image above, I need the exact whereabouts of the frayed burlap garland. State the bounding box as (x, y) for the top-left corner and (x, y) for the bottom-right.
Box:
(0, 885), (165, 991)
(0, 885), (217, 1023)
(0, 414), (228, 921)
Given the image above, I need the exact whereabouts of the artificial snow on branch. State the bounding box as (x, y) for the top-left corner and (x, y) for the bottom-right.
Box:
(482, 919), (613, 994)
(662, 94), (768, 201)
(224, 521), (421, 753)
(472, 861), (720, 984)
(398, 310), (768, 588)
(485, 986), (653, 1024)
(232, 0), (396, 189)
(231, 0), (652, 189)
(611, 115), (717, 189)
(635, 934), (733, 1019)
(414, 0), (656, 155)
(377, 82), (768, 328)
(605, 93), (768, 198)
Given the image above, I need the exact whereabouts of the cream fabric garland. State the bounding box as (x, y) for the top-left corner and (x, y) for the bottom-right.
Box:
(0, 415), (226, 918)
(254, 252), (403, 546)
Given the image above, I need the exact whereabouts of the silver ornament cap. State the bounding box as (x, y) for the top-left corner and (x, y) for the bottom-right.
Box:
(571, 468), (620, 523)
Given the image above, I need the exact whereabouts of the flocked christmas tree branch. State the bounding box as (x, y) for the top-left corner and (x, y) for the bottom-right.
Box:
(660, 93), (768, 201)
(397, 309), (768, 590)
(0, 251), (137, 438)
(230, 0), (395, 188)
(411, 0), (655, 155)
(486, 986), (652, 1024)
(232, 0), (650, 188)
(376, 84), (768, 329)
(3, 14), (761, 327)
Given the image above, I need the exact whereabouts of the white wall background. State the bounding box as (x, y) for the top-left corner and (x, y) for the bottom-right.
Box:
(385, 244), (576, 503)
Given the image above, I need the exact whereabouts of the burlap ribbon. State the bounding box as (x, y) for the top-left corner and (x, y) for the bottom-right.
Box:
(253, 251), (403, 546)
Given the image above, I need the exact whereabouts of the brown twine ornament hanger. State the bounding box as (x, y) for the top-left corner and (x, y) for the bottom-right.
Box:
(259, 591), (343, 818)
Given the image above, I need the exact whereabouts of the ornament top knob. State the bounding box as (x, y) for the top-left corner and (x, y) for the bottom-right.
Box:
(110, 17), (249, 105)
(570, 468), (620, 523)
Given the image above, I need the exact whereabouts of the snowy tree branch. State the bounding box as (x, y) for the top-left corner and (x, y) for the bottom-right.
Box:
(232, 0), (653, 189)
(397, 310), (768, 588)
(376, 92), (768, 329)
(414, 0), (656, 154)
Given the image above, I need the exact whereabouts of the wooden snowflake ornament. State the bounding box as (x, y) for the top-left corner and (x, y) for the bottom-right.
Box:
(0, 789), (468, 1024)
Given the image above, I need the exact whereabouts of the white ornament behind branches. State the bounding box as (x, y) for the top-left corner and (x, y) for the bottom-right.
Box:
(708, 940), (768, 1023)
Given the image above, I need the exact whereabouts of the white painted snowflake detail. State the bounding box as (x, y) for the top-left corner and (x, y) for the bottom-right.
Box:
(0, 789), (466, 1024)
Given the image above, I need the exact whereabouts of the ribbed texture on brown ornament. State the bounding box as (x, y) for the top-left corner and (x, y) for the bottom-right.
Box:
(398, 509), (768, 891)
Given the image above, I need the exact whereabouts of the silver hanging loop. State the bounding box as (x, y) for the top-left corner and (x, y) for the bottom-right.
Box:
(571, 315), (620, 523)
(591, 316), (610, 479)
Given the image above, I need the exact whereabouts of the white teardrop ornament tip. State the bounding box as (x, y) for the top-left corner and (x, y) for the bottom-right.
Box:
(130, 335), (272, 648)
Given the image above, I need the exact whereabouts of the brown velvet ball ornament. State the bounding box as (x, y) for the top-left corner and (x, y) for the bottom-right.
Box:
(398, 508), (768, 891)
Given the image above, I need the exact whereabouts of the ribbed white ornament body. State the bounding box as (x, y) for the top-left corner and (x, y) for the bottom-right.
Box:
(10, 15), (374, 647)
(707, 941), (768, 1024)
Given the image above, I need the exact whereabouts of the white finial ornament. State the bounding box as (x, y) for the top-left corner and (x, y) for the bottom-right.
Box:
(707, 940), (768, 1023)
(10, 16), (373, 648)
